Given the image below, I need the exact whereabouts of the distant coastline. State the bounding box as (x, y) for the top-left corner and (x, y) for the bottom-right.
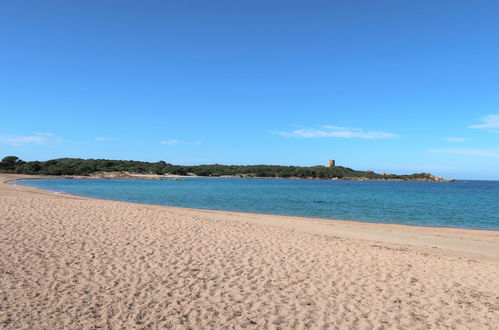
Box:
(66, 171), (455, 182)
(0, 156), (455, 182)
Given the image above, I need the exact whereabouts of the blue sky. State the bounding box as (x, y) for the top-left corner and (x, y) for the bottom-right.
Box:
(1, 1), (498, 179)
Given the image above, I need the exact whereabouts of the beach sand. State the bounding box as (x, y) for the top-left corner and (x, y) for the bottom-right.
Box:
(1, 174), (498, 329)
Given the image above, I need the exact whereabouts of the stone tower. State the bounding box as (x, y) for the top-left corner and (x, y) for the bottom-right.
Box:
(327, 160), (336, 167)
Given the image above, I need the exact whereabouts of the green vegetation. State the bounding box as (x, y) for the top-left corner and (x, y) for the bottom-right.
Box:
(0, 155), (440, 180)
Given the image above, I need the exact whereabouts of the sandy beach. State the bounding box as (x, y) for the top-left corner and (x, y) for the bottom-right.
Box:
(1, 174), (498, 329)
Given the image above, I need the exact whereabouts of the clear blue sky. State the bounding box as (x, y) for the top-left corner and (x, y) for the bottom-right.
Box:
(1, 1), (498, 179)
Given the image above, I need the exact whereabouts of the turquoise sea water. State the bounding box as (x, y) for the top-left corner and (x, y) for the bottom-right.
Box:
(14, 178), (499, 230)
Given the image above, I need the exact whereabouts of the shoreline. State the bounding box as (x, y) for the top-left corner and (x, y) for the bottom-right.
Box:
(4, 173), (499, 259)
(7, 174), (497, 233)
(1, 170), (456, 182)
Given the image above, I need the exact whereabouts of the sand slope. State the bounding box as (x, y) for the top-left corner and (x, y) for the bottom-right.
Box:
(1, 174), (498, 329)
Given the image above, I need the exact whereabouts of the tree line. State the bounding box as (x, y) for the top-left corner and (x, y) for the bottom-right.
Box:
(0, 155), (434, 180)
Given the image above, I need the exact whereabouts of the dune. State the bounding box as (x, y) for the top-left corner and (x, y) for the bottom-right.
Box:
(1, 174), (498, 329)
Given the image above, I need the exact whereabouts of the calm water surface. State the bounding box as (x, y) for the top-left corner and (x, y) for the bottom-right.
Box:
(15, 178), (499, 230)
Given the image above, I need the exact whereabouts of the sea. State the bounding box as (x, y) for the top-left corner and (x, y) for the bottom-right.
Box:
(14, 177), (499, 230)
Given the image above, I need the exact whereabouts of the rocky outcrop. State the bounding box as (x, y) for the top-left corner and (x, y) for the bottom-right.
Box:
(70, 172), (166, 180)
(69, 171), (454, 182)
